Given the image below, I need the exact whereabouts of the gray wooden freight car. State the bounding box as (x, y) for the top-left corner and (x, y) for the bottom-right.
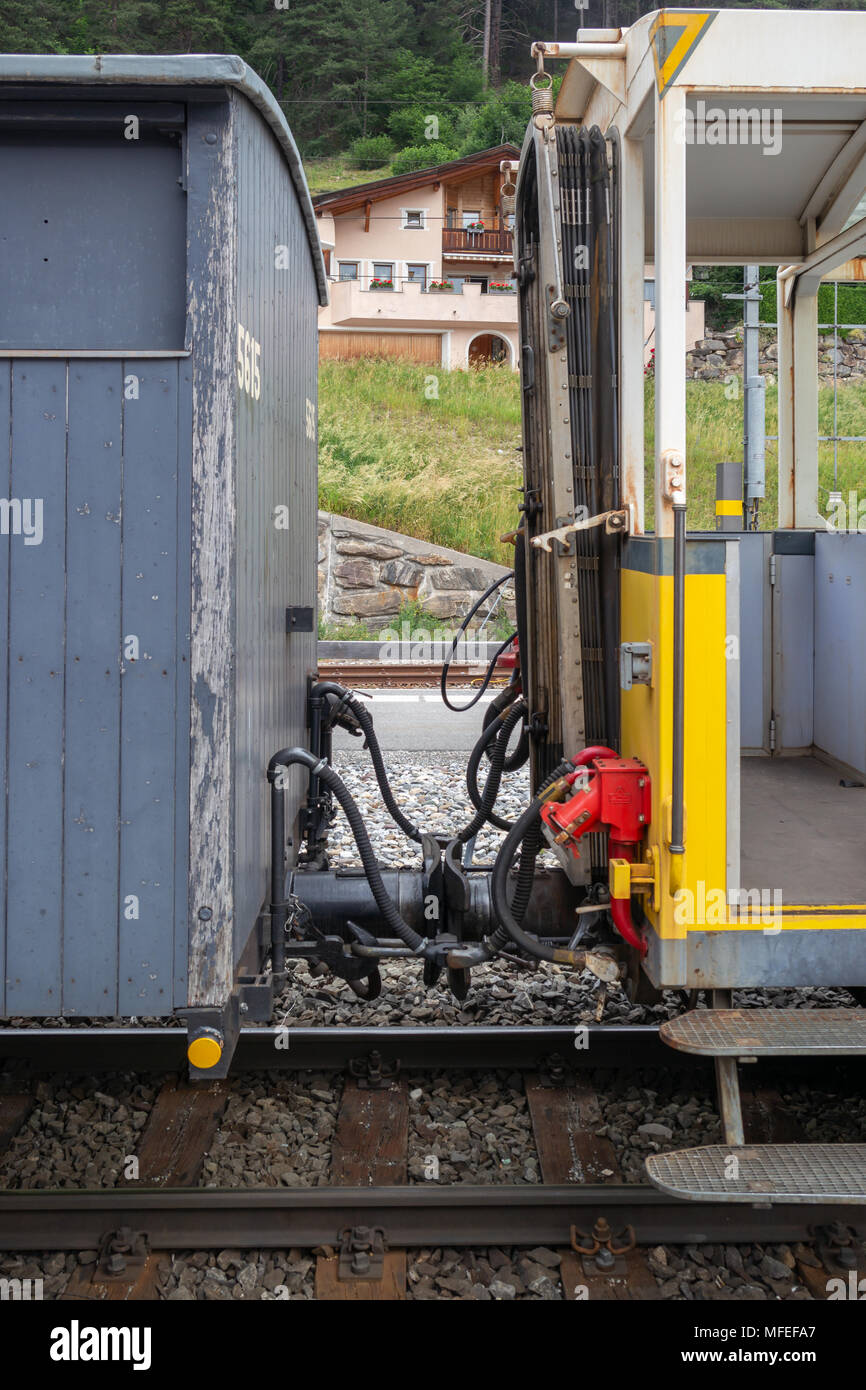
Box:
(0, 55), (327, 1072)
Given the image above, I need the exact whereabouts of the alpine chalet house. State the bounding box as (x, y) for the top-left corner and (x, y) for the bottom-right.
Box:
(314, 145), (522, 369)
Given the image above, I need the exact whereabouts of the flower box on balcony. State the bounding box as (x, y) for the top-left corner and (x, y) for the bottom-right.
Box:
(428, 281), (454, 293)
(369, 279), (394, 290)
(489, 282), (515, 293)
(465, 222), (485, 233)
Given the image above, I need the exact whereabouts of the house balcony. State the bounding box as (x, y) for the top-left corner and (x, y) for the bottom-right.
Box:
(442, 226), (513, 260)
(324, 279), (518, 331)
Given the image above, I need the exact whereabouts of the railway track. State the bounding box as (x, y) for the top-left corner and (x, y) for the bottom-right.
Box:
(1, 1027), (864, 1300)
(317, 660), (511, 689)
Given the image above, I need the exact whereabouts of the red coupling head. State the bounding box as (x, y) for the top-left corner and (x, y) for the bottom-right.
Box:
(496, 636), (519, 672)
(540, 754), (651, 954)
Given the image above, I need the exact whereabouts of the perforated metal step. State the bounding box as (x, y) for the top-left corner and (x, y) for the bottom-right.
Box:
(646, 1144), (866, 1204)
(660, 1008), (866, 1057)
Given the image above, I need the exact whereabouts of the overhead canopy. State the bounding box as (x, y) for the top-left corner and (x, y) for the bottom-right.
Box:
(552, 8), (866, 269)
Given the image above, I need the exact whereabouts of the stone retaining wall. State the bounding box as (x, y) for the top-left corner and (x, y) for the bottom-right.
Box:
(686, 327), (866, 382)
(318, 511), (515, 631)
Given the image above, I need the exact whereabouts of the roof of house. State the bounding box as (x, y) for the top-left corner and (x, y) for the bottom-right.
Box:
(313, 144), (520, 216)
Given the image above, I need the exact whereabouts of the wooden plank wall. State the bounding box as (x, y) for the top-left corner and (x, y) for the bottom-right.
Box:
(319, 332), (441, 363)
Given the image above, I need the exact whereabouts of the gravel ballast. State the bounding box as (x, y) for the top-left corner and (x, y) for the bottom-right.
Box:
(1, 743), (863, 1300)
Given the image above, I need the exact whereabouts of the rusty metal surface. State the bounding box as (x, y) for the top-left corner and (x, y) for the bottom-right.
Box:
(317, 660), (509, 689)
(1, 1181), (864, 1249)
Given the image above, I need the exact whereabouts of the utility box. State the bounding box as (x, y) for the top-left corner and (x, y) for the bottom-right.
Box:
(0, 56), (327, 1055)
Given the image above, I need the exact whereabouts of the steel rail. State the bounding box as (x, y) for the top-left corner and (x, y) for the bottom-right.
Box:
(317, 660), (510, 689)
(0, 1024), (692, 1072)
(1, 1184), (863, 1251)
(1, 1025), (854, 1076)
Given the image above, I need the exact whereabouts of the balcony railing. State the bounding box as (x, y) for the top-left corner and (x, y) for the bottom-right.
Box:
(442, 227), (513, 256)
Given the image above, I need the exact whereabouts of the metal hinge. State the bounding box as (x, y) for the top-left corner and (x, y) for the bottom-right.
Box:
(769, 554), (777, 586)
(620, 641), (653, 691)
(769, 717), (777, 751)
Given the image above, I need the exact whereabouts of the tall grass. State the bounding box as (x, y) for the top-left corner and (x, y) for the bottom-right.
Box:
(319, 359), (866, 556)
(318, 359), (523, 563)
(645, 377), (866, 530)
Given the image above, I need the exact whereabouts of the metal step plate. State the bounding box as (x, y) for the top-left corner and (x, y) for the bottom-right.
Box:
(646, 1144), (866, 1204)
(660, 1008), (866, 1057)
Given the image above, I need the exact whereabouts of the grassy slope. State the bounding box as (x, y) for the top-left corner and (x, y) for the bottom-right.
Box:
(319, 360), (523, 564)
(319, 360), (866, 557)
(305, 156), (392, 196)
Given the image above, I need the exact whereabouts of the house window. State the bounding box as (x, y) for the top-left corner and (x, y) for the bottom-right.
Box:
(644, 279), (655, 308)
(468, 275), (488, 294)
(372, 262), (394, 288)
(449, 276), (465, 293)
(403, 209), (425, 229)
(407, 264), (427, 289)
(462, 209), (481, 229)
(446, 206), (457, 229)
(339, 261), (359, 281)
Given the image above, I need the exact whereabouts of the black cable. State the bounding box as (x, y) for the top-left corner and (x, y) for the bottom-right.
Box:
(486, 761), (570, 955)
(466, 700), (526, 833)
(312, 681), (423, 844)
(482, 675), (529, 773)
(489, 761), (593, 964)
(268, 746), (429, 955)
(455, 698), (525, 843)
(440, 570), (516, 713)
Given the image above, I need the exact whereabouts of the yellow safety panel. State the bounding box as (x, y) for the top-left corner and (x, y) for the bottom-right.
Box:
(621, 554), (866, 945)
(620, 565), (728, 941)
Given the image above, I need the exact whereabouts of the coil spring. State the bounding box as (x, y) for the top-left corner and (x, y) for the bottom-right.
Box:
(531, 82), (554, 116)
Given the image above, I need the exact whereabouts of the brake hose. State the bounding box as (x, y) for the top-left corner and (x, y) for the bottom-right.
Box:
(489, 762), (596, 965)
(466, 700), (526, 833)
(312, 681), (422, 844)
(482, 681), (529, 773)
(455, 697), (525, 841)
(268, 746), (429, 955)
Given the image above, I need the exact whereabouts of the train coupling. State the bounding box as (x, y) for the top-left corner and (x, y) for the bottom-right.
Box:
(540, 753), (652, 955)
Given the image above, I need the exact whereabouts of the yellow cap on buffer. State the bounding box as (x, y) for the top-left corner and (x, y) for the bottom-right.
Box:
(187, 1029), (224, 1070)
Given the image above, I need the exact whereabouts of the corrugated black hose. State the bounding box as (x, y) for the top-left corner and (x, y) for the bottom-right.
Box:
(482, 679), (530, 773)
(488, 760), (588, 964)
(466, 698), (527, 833)
(456, 697), (525, 843)
(268, 746), (428, 955)
(312, 681), (422, 844)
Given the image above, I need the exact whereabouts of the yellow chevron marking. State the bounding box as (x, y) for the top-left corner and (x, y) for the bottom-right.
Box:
(649, 10), (717, 98)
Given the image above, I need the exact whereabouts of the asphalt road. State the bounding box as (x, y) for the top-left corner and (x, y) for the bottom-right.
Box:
(331, 689), (494, 752)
